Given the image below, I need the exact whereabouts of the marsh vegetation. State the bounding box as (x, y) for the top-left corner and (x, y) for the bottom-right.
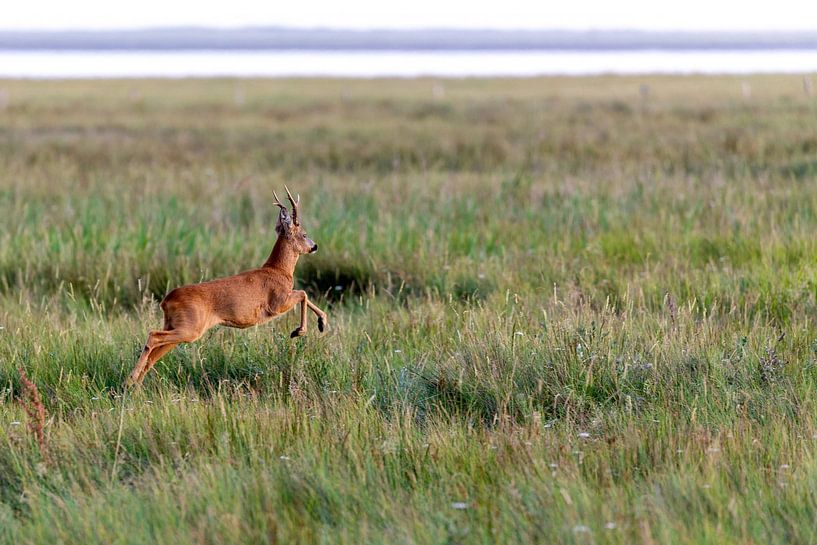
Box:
(1, 76), (817, 543)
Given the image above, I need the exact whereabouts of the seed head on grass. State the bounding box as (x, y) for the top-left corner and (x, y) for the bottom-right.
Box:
(759, 333), (786, 384)
(18, 367), (50, 464)
(664, 292), (678, 323)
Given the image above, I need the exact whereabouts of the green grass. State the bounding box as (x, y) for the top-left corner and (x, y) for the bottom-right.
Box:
(2, 75), (817, 543)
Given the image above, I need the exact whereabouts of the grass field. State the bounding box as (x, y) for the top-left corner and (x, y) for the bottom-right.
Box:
(2, 75), (817, 544)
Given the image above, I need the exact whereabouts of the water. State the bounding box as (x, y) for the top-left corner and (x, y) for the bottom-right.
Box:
(0, 50), (816, 78)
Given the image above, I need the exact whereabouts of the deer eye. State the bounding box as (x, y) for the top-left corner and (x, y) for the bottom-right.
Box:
(302, 233), (307, 238)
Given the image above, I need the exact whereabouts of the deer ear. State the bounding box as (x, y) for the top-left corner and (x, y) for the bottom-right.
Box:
(275, 207), (292, 235)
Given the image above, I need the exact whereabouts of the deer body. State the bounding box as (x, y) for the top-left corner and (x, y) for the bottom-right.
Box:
(125, 188), (326, 386)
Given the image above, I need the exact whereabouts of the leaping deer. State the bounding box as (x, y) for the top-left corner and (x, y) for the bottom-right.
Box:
(125, 187), (327, 387)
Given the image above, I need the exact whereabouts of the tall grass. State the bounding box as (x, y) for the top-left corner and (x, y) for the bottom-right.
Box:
(2, 75), (817, 543)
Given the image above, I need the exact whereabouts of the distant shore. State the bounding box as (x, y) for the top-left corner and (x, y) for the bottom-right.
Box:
(3, 50), (817, 78)
(1, 27), (817, 51)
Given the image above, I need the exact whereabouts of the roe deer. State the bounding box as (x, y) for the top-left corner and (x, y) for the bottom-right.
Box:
(125, 187), (327, 386)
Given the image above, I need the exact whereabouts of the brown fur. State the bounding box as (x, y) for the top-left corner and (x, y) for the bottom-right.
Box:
(125, 189), (327, 387)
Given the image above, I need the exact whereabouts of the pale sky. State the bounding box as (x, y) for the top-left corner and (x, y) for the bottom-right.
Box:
(2, 0), (816, 31)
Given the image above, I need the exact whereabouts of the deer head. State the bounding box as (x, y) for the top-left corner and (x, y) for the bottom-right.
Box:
(273, 186), (318, 254)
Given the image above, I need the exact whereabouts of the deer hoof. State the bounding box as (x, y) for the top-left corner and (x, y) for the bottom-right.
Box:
(318, 316), (326, 332)
(290, 327), (306, 338)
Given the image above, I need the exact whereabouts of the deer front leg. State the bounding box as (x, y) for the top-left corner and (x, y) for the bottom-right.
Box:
(289, 290), (309, 338)
(306, 300), (328, 332)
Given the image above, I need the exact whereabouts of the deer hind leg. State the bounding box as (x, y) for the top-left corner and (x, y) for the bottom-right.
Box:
(125, 327), (203, 387)
(136, 342), (179, 383)
(126, 330), (162, 387)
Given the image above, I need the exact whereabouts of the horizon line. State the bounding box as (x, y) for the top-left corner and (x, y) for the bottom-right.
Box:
(2, 26), (817, 34)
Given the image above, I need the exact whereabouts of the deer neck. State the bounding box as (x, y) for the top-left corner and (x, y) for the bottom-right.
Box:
(262, 237), (299, 277)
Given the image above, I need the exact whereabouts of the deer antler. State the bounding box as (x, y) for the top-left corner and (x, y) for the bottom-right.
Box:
(285, 185), (300, 225)
(272, 190), (287, 211)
